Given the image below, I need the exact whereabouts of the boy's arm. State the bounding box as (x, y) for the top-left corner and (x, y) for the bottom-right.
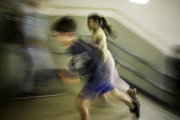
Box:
(68, 56), (78, 71)
(79, 38), (102, 50)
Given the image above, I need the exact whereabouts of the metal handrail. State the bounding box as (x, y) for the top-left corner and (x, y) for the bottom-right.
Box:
(107, 40), (180, 81)
(113, 56), (176, 94)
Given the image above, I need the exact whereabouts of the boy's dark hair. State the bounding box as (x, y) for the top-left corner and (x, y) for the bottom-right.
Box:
(51, 17), (77, 32)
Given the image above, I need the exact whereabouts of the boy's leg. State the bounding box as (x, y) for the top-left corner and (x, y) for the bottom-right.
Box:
(75, 96), (90, 120)
(100, 94), (109, 102)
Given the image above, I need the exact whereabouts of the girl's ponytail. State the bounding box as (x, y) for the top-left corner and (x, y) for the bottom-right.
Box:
(100, 17), (117, 39)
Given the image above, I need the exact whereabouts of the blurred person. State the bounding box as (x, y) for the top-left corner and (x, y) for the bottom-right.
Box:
(51, 16), (140, 120)
(170, 45), (180, 79)
(79, 14), (138, 106)
(15, 1), (59, 99)
(3, 10), (25, 46)
(0, 6), (28, 98)
(166, 44), (180, 109)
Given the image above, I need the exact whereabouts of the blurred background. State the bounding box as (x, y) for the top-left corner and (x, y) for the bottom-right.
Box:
(0, 0), (180, 120)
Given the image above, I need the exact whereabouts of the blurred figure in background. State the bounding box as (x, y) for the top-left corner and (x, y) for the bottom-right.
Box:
(14, 1), (58, 99)
(166, 44), (180, 109)
(0, 1), (28, 99)
(170, 45), (180, 80)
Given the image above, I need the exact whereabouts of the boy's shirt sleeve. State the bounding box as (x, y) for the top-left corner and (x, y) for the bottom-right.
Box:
(68, 41), (92, 71)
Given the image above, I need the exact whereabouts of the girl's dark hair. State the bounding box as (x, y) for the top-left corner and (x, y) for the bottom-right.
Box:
(88, 14), (117, 39)
(51, 16), (77, 32)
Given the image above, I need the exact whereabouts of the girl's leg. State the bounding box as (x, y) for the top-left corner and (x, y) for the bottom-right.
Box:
(127, 88), (137, 101)
(110, 88), (140, 118)
(75, 96), (90, 120)
(109, 88), (134, 109)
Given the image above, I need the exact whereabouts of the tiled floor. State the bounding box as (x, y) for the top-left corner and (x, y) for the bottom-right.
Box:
(0, 82), (180, 120)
